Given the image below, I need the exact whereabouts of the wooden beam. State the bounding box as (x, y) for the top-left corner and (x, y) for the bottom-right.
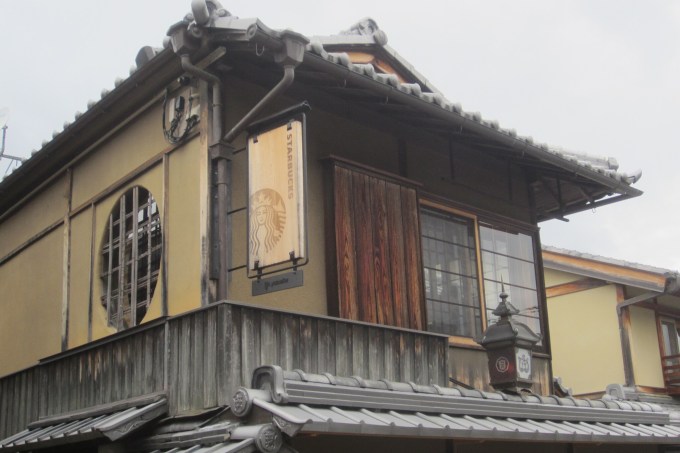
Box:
(545, 277), (607, 298)
(618, 291), (661, 310)
(543, 250), (668, 292)
(61, 169), (73, 351)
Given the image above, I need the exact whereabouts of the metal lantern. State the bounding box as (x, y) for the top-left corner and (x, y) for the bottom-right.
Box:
(477, 290), (541, 392)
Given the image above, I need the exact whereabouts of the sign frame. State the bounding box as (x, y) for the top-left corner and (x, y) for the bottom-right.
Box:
(246, 103), (310, 279)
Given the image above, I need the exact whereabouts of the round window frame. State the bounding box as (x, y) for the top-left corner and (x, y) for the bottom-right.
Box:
(100, 186), (162, 330)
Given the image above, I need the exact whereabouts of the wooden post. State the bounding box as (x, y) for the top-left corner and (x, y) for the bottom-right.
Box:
(616, 285), (636, 387)
(61, 169), (73, 350)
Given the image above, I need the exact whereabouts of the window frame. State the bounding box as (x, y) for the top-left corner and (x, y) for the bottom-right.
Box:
(419, 198), (546, 351)
(420, 199), (486, 346)
(658, 316), (680, 364)
(100, 186), (162, 331)
(656, 314), (680, 391)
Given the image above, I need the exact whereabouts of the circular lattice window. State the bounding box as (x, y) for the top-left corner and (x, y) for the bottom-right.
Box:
(100, 186), (161, 329)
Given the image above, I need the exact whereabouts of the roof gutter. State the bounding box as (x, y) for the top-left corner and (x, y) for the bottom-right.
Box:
(617, 272), (680, 312)
(301, 53), (642, 198)
(170, 1), (309, 300)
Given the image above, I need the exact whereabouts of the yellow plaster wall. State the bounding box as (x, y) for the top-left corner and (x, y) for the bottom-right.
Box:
(0, 230), (63, 377)
(166, 137), (203, 315)
(67, 207), (94, 348)
(71, 104), (167, 208)
(547, 284), (625, 395)
(544, 268), (582, 287)
(69, 97), (204, 340)
(628, 305), (664, 388)
(0, 175), (69, 258)
(90, 168), (165, 341)
(0, 90), (207, 376)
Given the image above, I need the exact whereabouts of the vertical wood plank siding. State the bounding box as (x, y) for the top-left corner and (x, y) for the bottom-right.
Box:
(39, 324), (166, 418)
(333, 164), (425, 330)
(0, 368), (39, 442)
(0, 302), (447, 438)
(210, 304), (448, 408)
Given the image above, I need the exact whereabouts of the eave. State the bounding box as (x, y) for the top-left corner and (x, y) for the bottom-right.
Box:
(0, 7), (643, 222)
(0, 48), (182, 216)
(543, 247), (675, 293)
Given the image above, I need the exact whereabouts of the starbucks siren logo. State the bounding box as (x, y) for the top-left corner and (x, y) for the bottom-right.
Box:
(250, 188), (286, 259)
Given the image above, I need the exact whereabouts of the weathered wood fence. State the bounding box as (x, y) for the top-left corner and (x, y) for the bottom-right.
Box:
(0, 301), (448, 438)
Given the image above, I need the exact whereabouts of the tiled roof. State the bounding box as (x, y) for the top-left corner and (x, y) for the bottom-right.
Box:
(2, 1), (642, 197)
(146, 439), (256, 453)
(305, 33), (641, 186)
(248, 366), (666, 420)
(146, 440), (255, 453)
(607, 385), (680, 426)
(0, 398), (167, 452)
(543, 245), (679, 279)
(131, 415), (296, 453)
(228, 366), (680, 445)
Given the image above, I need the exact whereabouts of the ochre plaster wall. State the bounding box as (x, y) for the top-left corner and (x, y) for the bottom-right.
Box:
(166, 136), (203, 315)
(544, 268), (584, 287)
(70, 103), (168, 208)
(547, 281), (625, 395)
(0, 98), (206, 373)
(67, 206), (94, 348)
(0, 175), (68, 258)
(628, 305), (664, 388)
(0, 230), (63, 376)
(90, 168), (165, 342)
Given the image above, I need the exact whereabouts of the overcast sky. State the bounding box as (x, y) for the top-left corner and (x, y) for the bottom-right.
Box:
(1, 0), (678, 271)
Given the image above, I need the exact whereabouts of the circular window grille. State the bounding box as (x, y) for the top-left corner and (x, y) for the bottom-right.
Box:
(100, 186), (162, 329)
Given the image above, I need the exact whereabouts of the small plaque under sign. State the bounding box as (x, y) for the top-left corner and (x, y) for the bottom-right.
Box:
(252, 270), (303, 296)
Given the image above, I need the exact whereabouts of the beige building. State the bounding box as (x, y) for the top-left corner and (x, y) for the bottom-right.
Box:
(544, 246), (680, 407)
(1, 1), (677, 452)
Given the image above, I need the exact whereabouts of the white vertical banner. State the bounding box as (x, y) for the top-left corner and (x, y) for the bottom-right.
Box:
(248, 119), (306, 273)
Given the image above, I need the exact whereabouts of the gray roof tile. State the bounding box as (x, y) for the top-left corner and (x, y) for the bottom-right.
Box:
(543, 245), (679, 278)
(233, 366), (680, 444)
(0, 399), (167, 452)
(3, 2), (641, 196)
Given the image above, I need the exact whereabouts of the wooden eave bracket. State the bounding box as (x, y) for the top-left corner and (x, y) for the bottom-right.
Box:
(617, 291), (662, 312)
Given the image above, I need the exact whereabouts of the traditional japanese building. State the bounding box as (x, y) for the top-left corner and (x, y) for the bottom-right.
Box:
(544, 246), (680, 417)
(1, 1), (674, 451)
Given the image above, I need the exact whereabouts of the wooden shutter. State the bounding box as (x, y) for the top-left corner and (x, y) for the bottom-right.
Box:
(330, 163), (425, 330)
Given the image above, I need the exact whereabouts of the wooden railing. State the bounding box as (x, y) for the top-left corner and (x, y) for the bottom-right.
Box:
(662, 353), (680, 394)
(0, 301), (448, 439)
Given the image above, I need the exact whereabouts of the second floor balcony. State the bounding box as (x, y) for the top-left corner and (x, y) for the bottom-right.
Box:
(0, 301), (449, 440)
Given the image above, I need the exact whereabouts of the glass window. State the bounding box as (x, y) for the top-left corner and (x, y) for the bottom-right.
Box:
(480, 224), (541, 339)
(661, 319), (680, 358)
(101, 186), (162, 330)
(420, 206), (543, 343)
(421, 208), (482, 337)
